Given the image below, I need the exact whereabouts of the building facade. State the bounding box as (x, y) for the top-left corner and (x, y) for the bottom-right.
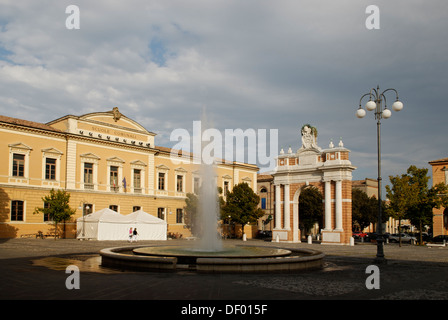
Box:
(257, 174), (275, 233)
(429, 157), (448, 236)
(0, 109), (259, 238)
(271, 124), (355, 245)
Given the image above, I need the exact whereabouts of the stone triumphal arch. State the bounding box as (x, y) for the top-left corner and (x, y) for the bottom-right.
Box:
(272, 124), (356, 245)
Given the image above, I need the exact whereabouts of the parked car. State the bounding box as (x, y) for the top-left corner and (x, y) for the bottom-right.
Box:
(257, 230), (272, 240)
(412, 232), (432, 243)
(431, 235), (448, 244)
(352, 231), (367, 239)
(388, 233), (416, 243)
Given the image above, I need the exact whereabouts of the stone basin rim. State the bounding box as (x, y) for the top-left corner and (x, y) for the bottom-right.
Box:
(132, 245), (292, 259)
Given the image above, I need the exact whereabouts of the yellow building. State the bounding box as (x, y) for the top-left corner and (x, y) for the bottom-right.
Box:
(429, 157), (448, 236)
(0, 108), (259, 239)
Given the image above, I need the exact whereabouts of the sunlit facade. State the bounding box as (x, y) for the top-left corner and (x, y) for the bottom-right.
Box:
(0, 108), (258, 238)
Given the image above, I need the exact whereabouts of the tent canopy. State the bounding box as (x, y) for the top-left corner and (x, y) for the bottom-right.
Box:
(126, 209), (167, 225)
(77, 208), (130, 223)
(76, 208), (167, 240)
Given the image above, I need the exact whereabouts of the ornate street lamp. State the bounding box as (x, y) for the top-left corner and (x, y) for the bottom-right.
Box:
(356, 86), (403, 263)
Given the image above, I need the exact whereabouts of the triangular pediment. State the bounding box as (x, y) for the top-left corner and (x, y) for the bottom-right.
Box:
(80, 153), (101, 160)
(41, 147), (63, 155)
(130, 160), (147, 167)
(9, 142), (32, 150)
(156, 164), (170, 170)
(107, 156), (125, 163)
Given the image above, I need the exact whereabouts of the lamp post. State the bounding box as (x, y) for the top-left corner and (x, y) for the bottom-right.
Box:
(356, 85), (403, 264)
(78, 202), (90, 239)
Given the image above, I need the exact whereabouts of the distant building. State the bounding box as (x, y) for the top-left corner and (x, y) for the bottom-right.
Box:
(352, 178), (378, 198)
(257, 174), (274, 232)
(429, 157), (448, 236)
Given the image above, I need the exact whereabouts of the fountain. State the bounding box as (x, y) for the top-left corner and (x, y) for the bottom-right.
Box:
(100, 111), (325, 273)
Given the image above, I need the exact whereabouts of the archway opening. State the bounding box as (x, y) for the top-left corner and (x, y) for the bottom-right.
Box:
(298, 186), (323, 241)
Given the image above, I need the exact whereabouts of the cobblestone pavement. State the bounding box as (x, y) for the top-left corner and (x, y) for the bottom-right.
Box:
(0, 238), (447, 313)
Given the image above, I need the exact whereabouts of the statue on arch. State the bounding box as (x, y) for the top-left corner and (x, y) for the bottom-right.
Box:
(300, 124), (319, 150)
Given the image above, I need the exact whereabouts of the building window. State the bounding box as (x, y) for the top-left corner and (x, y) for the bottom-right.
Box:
(110, 166), (119, 192)
(194, 177), (200, 194)
(45, 158), (56, 180)
(12, 154), (25, 177)
(84, 163), (94, 189)
(133, 206), (141, 212)
(261, 198), (267, 209)
(260, 187), (267, 209)
(158, 172), (165, 190)
(43, 202), (52, 221)
(157, 207), (165, 220)
(224, 181), (230, 196)
(176, 175), (183, 192)
(11, 200), (24, 221)
(109, 205), (118, 212)
(176, 208), (183, 224)
(133, 169), (142, 193)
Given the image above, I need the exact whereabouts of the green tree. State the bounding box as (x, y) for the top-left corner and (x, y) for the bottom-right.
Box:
(184, 192), (199, 236)
(385, 173), (417, 246)
(352, 189), (377, 231)
(405, 166), (448, 244)
(386, 165), (448, 245)
(221, 183), (264, 238)
(298, 186), (323, 236)
(33, 189), (76, 238)
(184, 187), (225, 237)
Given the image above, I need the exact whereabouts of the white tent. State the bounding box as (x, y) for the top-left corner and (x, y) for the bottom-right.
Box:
(76, 208), (130, 240)
(126, 210), (167, 241)
(76, 208), (167, 240)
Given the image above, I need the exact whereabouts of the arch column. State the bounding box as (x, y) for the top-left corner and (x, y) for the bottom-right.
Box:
(335, 180), (343, 231)
(284, 184), (290, 230)
(324, 180), (332, 231)
(274, 184), (282, 230)
(292, 188), (300, 243)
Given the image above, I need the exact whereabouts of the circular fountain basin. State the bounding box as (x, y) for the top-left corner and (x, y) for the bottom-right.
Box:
(100, 244), (325, 273)
(133, 245), (291, 264)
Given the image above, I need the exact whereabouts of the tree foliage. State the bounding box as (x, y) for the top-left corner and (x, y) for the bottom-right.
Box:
(352, 189), (378, 231)
(386, 165), (448, 244)
(298, 186), (323, 235)
(221, 183), (264, 236)
(184, 187), (225, 237)
(33, 189), (76, 238)
(184, 192), (199, 235)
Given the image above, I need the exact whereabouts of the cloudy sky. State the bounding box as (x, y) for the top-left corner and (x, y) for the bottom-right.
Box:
(1, 0), (447, 188)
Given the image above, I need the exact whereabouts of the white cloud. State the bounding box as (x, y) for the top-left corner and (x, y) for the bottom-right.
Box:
(0, 0), (447, 180)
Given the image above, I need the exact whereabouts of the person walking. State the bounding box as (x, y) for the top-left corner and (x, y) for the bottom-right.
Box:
(128, 227), (133, 242)
(132, 228), (138, 242)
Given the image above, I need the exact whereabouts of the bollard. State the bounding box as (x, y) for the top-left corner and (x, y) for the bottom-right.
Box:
(307, 235), (312, 244)
(243, 234), (247, 241)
